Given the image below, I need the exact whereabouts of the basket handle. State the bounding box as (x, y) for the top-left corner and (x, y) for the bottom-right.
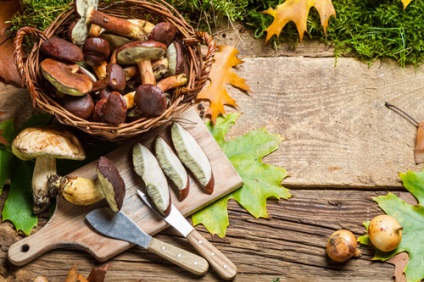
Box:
(13, 26), (48, 107)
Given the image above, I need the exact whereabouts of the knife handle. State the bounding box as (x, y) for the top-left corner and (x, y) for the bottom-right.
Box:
(186, 229), (237, 280)
(147, 237), (209, 276)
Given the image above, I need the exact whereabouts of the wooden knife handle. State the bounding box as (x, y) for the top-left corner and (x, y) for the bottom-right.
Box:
(186, 229), (237, 280)
(147, 237), (209, 276)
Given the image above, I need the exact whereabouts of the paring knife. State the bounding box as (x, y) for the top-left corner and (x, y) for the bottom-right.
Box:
(137, 190), (237, 280)
(86, 208), (209, 276)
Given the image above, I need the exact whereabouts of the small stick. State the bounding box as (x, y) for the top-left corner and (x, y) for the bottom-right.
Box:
(385, 101), (419, 127)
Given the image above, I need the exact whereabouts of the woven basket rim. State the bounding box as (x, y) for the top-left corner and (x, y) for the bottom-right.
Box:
(13, 0), (216, 141)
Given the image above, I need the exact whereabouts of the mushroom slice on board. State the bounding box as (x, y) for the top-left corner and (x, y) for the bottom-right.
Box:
(155, 136), (189, 201)
(171, 122), (214, 194)
(11, 127), (85, 214)
(97, 156), (126, 212)
(41, 58), (93, 96)
(132, 143), (171, 216)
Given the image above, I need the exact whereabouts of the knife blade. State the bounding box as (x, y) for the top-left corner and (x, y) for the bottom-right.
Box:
(137, 190), (237, 280)
(86, 207), (208, 276)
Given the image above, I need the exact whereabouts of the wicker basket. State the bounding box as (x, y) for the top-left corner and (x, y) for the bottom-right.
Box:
(13, 0), (216, 140)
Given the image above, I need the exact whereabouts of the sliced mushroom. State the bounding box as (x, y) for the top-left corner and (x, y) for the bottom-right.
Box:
(167, 41), (185, 76)
(12, 127), (86, 214)
(97, 156), (126, 212)
(155, 136), (189, 201)
(132, 143), (171, 216)
(41, 37), (84, 63)
(171, 122), (214, 194)
(41, 58), (93, 96)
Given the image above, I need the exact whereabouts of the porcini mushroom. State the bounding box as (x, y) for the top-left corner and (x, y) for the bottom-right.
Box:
(148, 22), (177, 47)
(167, 41), (185, 76)
(91, 63), (126, 92)
(102, 91), (127, 125)
(83, 37), (111, 67)
(134, 73), (187, 117)
(72, 0), (155, 44)
(41, 58), (93, 96)
(48, 156), (126, 212)
(41, 37), (84, 63)
(12, 127), (86, 214)
(62, 94), (95, 120)
(116, 40), (167, 85)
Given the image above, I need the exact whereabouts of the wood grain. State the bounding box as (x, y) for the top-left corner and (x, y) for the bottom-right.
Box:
(2, 188), (398, 281)
(6, 107), (243, 266)
(223, 57), (424, 188)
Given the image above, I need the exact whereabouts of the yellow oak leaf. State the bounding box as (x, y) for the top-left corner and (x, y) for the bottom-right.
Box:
(262, 0), (336, 43)
(402, 0), (412, 9)
(196, 45), (251, 124)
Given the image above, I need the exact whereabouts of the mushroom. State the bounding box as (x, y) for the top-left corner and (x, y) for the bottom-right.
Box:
(41, 37), (84, 63)
(71, 0), (155, 44)
(167, 41), (185, 76)
(11, 127), (86, 214)
(62, 94), (95, 120)
(148, 22), (177, 47)
(91, 63), (126, 92)
(41, 58), (93, 96)
(48, 156), (126, 212)
(83, 37), (111, 67)
(101, 91), (127, 125)
(116, 40), (167, 85)
(134, 73), (188, 117)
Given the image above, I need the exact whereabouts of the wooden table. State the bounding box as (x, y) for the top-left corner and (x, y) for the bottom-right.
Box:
(2, 26), (422, 281)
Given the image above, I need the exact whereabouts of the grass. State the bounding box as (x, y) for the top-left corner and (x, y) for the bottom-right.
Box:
(9, 0), (424, 66)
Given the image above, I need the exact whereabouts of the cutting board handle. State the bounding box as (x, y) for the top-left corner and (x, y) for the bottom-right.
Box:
(8, 226), (64, 266)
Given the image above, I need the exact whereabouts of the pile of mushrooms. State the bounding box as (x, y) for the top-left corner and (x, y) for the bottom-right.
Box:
(39, 0), (187, 124)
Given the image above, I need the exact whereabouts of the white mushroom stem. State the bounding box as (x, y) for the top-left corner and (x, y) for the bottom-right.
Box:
(32, 157), (57, 214)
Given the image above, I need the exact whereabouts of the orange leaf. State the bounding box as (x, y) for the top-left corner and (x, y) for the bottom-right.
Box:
(0, 0), (23, 87)
(414, 122), (424, 164)
(262, 0), (336, 43)
(196, 45), (251, 124)
(402, 0), (413, 9)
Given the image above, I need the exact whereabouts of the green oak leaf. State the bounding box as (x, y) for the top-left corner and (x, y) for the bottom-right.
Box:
(358, 169), (424, 282)
(192, 113), (291, 237)
(0, 119), (15, 192)
(2, 159), (37, 235)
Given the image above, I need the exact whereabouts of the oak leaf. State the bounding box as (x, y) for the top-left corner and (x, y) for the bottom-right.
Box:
(196, 45), (251, 124)
(262, 0), (336, 43)
(358, 170), (424, 282)
(0, 0), (23, 87)
(192, 113), (291, 237)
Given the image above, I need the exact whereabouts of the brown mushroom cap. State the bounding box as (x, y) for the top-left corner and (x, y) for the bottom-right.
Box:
(102, 91), (127, 125)
(83, 37), (111, 67)
(41, 37), (84, 63)
(116, 40), (167, 66)
(41, 58), (93, 96)
(134, 84), (167, 117)
(62, 94), (95, 120)
(91, 63), (126, 92)
(148, 22), (177, 47)
(12, 127), (86, 161)
(97, 156), (126, 212)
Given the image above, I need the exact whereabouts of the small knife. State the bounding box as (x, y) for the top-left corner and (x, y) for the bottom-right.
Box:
(86, 207), (209, 276)
(137, 190), (237, 280)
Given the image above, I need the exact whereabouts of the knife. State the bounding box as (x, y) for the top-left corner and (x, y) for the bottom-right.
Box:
(86, 208), (209, 276)
(137, 190), (237, 280)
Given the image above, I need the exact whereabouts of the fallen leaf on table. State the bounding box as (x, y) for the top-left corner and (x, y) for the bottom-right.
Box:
(192, 113), (291, 237)
(196, 45), (251, 124)
(0, 0), (23, 87)
(261, 0), (336, 43)
(357, 169), (424, 282)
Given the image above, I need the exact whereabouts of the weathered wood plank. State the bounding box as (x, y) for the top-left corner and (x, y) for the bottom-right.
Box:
(222, 57), (424, 188)
(1, 188), (397, 281)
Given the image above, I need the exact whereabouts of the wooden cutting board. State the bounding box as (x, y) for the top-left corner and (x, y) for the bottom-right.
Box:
(8, 107), (243, 266)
